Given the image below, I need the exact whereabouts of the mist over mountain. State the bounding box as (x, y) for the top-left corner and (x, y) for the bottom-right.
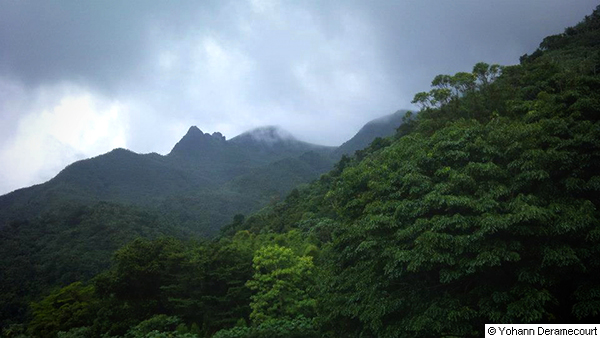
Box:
(0, 113), (402, 235)
(230, 126), (334, 159)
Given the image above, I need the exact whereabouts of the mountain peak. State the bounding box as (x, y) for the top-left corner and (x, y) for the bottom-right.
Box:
(169, 126), (226, 157)
(187, 125), (203, 135)
(179, 126), (227, 142)
(235, 125), (296, 145)
(212, 132), (226, 141)
(177, 126), (206, 144)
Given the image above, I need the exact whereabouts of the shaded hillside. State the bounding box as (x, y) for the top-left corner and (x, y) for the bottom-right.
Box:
(332, 110), (408, 159)
(0, 125), (337, 235)
(0, 202), (189, 328)
(0, 148), (214, 229)
(226, 151), (334, 200)
(168, 127), (265, 181)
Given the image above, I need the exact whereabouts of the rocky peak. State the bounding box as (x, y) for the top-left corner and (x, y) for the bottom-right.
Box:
(169, 126), (227, 157)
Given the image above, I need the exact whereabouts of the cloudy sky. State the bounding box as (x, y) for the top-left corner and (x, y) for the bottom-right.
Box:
(0, 0), (597, 195)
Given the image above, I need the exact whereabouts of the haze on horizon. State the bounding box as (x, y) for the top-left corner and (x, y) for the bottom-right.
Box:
(0, 0), (597, 195)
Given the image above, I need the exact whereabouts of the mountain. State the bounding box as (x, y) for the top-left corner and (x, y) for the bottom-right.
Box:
(0, 120), (355, 232)
(230, 126), (334, 159)
(0, 147), (213, 229)
(0, 116), (406, 234)
(167, 126), (268, 183)
(332, 110), (408, 159)
(0, 125), (336, 234)
(0, 113), (406, 328)
(170, 127), (243, 171)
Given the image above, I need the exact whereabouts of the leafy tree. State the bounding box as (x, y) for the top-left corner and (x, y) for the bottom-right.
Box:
(246, 245), (316, 324)
(211, 317), (317, 338)
(56, 327), (91, 338)
(27, 282), (97, 338)
(162, 240), (254, 335)
(122, 315), (190, 338)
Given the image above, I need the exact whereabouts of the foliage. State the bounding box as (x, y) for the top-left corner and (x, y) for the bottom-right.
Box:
(246, 245), (316, 324)
(0, 202), (186, 329)
(212, 317), (317, 338)
(27, 282), (97, 338)
(56, 327), (91, 338)
(122, 315), (189, 338)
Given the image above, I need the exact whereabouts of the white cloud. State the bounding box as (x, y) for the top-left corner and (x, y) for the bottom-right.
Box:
(0, 88), (128, 194)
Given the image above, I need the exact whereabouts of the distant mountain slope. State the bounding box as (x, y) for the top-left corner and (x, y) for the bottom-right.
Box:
(53, 148), (214, 200)
(168, 126), (267, 183)
(332, 110), (408, 159)
(230, 126), (334, 159)
(226, 150), (334, 200)
(0, 148), (213, 228)
(0, 125), (338, 234)
(0, 116), (405, 236)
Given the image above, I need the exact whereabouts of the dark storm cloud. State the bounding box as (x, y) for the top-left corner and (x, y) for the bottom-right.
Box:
(0, 1), (209, 90)
(1, 1), (596, 94)
(359, 0), (597, 98)
(0, 0), (598, 195)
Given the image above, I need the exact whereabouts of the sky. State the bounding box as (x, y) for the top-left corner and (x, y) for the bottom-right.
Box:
(0, 0), (598, 195)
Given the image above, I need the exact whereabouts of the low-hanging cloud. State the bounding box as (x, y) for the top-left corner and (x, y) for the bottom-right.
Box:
(0, 85), (127, 194)
(0, 0), (598, 194)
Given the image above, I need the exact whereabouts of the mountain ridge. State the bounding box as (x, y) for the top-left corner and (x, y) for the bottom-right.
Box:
(332, 109), (408, 159)
(0, 111), (405, 235)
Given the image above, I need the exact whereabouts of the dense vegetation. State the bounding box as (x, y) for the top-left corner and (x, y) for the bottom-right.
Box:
(3, 7), (600, 338)
(0, 105), (402, 330)
(0, 203), (191, 329)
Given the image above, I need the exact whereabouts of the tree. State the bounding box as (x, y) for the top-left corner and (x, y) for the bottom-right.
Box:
(246, 245), (316, 324)
(27, 282), (97, 338)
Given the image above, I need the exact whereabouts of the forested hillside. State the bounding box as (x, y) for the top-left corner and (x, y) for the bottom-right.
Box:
(3, 6), (600, 338)
(0, 113), (404, 333)
(0, 126), (334, 236)
(332, 110), (409, 159)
